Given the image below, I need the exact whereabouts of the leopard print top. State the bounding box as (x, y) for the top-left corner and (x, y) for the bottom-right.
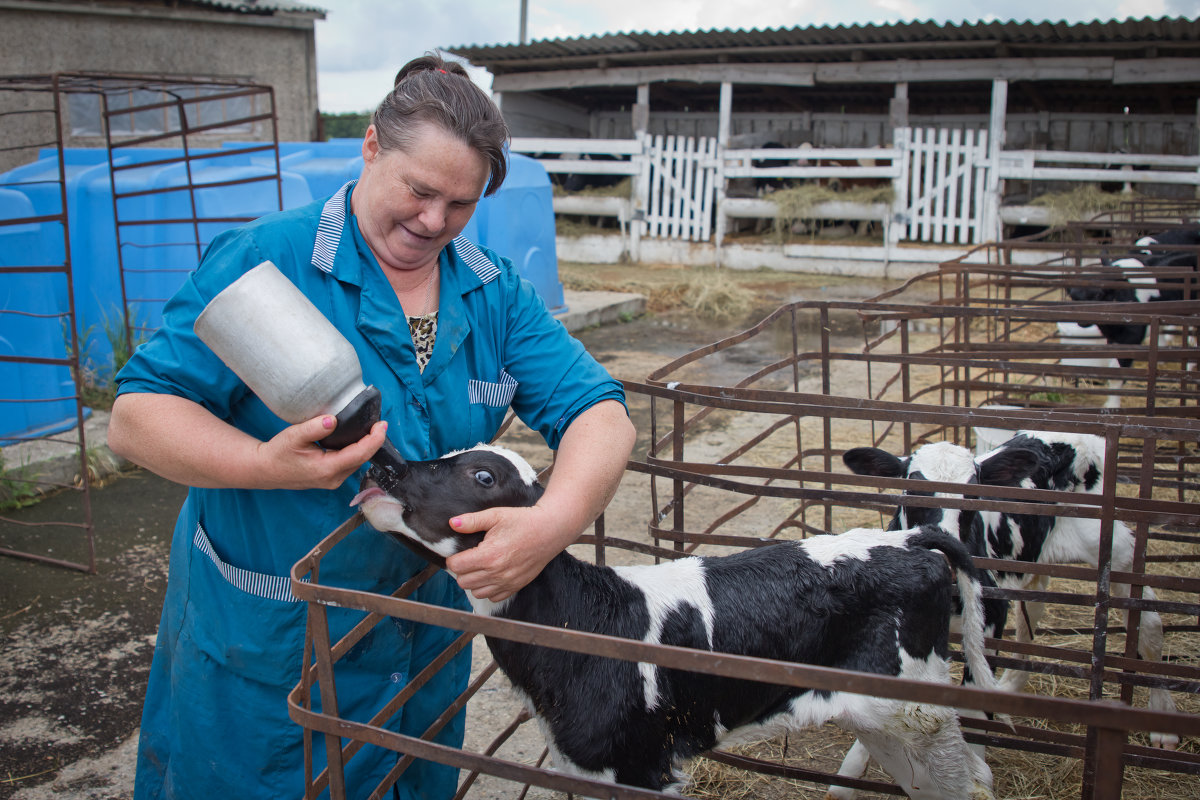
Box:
(407, 312), (438, 372)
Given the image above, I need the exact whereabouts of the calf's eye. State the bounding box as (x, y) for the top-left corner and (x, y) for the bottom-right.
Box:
(474, 470), (495, 487)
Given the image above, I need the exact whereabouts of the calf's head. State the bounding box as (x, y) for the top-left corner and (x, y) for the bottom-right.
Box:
(352, 444), (544, 558)
(843, 440), (1040, 535)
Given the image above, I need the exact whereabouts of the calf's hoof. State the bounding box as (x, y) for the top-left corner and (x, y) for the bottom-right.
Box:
(1151, 731), (1180, 750)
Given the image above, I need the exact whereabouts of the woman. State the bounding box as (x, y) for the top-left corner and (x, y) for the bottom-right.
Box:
(108, 53), (635, 800)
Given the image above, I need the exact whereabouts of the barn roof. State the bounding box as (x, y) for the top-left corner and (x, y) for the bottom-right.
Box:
(176, 0), (325, 16)
(446, 16), (1200, 74)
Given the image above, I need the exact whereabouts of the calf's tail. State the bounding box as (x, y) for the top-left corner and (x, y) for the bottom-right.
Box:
(909, 526), (1010, 709)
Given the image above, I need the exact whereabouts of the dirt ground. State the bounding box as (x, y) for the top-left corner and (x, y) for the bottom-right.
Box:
(7, 262), (1193, 800)
(0, 263), (890, 800)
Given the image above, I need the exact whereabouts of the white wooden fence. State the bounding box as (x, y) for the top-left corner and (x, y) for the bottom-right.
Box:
(644, 134), (720, 241)
(898, 127), (991, 245)
(510, 130), (1200, 255)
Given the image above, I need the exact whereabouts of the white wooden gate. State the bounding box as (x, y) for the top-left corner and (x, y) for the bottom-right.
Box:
(644, 134), (719, 241)
(895, 127), (991, 245)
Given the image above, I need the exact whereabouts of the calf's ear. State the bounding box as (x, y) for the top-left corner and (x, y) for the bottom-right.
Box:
(978, 447), (1040, 486)
(843, 447), (905, 478)
(1068, 286), (1106, 302)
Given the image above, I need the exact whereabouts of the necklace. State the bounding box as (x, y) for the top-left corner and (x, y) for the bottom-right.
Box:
(410, 264), (438, 317)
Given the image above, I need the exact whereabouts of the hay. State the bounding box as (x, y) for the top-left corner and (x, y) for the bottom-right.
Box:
(769, 183), (894, 241)
(559, 264), (754, 320)
(685, 731), (860, 800)
(675, 534), (1200, 800)
(551, 176), (632, 198)
(555, 217), (621, 237)
(1030, 185), (1137, 225)
(679, 269), (755, 321)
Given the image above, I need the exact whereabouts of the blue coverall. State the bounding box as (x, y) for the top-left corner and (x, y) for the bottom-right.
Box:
(117, 182), (625, 799)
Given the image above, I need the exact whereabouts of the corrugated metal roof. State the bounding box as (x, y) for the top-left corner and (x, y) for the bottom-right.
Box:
(446, 16), (1200, 73)
(186, 0), (325, 16)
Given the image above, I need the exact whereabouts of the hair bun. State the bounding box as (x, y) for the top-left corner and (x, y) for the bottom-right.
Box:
(394, 53), (467, 86)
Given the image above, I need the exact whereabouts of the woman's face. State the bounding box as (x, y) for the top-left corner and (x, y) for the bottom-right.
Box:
(355, 121), (489, 275)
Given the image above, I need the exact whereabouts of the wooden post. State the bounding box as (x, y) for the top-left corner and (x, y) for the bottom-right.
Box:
(715, 81), (732, 262)
(631, 84), (650, 262)
(717, 81), (732, 146)
(982, 78), (1008, 243)
(890, 126), (910, 248)
(885, 83), (910, 264)
(632, 84), (650, 137)
(888, 82), (909, 135)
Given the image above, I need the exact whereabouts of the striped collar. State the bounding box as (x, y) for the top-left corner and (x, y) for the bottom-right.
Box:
(311, 180), (499, 285)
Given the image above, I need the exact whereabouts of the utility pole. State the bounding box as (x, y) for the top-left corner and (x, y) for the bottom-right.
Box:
(519, 0), (528, 44)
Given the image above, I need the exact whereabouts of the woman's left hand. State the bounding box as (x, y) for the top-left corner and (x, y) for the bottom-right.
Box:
(445, 399), (635, 603)
(444, 504), (568, 602)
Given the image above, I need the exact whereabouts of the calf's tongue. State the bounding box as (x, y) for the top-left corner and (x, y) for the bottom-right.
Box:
(350, 486), (386, 507)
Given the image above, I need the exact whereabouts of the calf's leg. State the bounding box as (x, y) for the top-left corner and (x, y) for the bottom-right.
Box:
(1043, 518), (1177, 748)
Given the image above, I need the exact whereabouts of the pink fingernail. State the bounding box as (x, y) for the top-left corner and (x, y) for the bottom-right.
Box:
(322, 416), (335, 429)
(451, 517), (463, 528)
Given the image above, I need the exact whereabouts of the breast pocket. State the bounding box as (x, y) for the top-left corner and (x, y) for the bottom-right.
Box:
(467, 369), (518, 445)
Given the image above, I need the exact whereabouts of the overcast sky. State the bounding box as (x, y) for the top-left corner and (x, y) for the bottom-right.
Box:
(314, 0), (1200, 113)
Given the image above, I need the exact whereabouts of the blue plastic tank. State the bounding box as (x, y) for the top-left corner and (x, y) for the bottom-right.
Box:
(1, 149), (312, 375)
(0, 140), (566, 440)
(111, 157), (312, 332)
(0, 187), (79, 443)
(461, 151), (565, 313)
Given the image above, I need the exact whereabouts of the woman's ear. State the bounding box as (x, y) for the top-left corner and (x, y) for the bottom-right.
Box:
(362, 125), (380, 164)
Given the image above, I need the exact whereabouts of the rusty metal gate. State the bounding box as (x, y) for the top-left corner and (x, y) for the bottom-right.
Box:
(0, 75), (94, 571)
(287, 211), (1200, 800)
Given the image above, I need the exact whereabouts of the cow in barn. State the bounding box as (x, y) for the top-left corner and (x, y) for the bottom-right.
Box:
(841, 432), (1177, 749)
(813, 148), (891, 194)
(800, 144), (893, 238)
(552, 152), (626, 194)
(1065, 226), (1200, 351)
(725, 141), (797, 236)
(354, 443), (1001, 800)
(726, 141), (795, 199)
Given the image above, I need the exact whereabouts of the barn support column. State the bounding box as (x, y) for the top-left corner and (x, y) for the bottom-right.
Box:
(982, 78), (1008, 242)
(715, 80), (733, 263)
(632, 83), (649, 138)
(717, 80), (732, 145)
(884, 82), (910, 260)
(630, 83), (650, 262)
(889, 82), (909, 135)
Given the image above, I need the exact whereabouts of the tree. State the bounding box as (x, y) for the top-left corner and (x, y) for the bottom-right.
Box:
(320, 112), (370, 140)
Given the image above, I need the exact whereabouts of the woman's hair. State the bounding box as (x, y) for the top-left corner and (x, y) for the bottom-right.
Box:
(373, 52), (509, 196)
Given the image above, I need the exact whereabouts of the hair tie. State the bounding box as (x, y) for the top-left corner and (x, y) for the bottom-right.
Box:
(437, 68), (449, 74)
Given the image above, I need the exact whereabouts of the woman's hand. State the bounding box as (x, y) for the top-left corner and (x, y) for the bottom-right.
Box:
(443, 399), (635, 602)
(109, 392), (388, 491)
(445, 504), (572, 602)
(255, 415), (389, 491)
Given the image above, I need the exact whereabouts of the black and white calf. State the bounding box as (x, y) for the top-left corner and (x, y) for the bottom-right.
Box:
(1065, 226), (1200, 362)
(354, 444), (998, 800)
(1068, 226), (1200, 308)
(843, 431), (1176, 749)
